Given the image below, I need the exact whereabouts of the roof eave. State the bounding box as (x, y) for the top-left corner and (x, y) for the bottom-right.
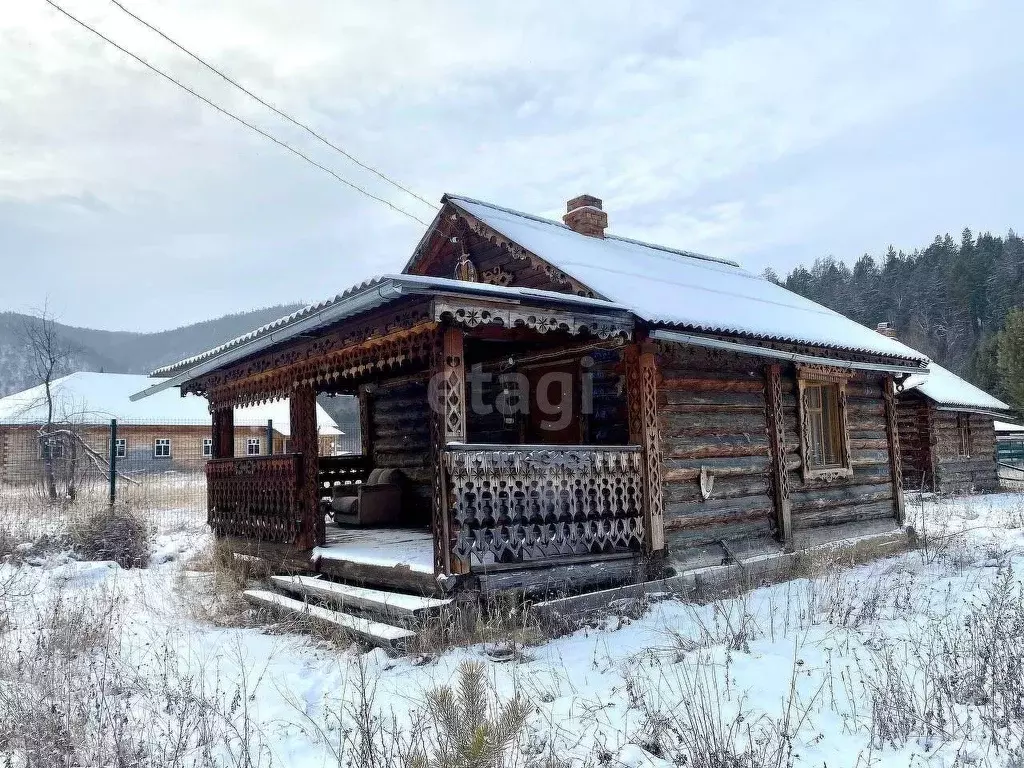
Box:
(132, 279), (408, 401)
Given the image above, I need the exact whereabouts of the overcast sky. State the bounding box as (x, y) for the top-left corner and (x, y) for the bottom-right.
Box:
(2, 0), (1022, 332)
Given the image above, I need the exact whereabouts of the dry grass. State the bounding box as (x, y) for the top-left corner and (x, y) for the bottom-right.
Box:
(411, 591), (552, 660)
(68, 502), (151, 568)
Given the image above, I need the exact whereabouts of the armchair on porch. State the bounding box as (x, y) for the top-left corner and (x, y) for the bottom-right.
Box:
(324, 467), (405, 527)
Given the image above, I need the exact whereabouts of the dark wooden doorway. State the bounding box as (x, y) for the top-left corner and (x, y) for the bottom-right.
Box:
(523, 360), (581, 444)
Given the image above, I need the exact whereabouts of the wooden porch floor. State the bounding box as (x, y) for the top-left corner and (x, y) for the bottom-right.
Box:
(308, 527), (438, 594)
(312, 527), (434, 573)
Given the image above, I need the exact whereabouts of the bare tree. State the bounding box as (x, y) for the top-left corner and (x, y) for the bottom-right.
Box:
(21, 303), (75, 502)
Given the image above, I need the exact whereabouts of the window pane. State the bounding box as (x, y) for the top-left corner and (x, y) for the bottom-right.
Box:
(808, 410), (824, 465)
(821, 386), (838, 465)
(805, 383), (846, 469)
(806, 385), (822, 410)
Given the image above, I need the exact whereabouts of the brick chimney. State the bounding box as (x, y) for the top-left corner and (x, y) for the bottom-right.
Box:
(876, 321), (898, 339)
(563, 194), (608, 238)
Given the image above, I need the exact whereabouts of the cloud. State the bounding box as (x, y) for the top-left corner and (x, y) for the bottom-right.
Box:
(0, 0), (1022, 330)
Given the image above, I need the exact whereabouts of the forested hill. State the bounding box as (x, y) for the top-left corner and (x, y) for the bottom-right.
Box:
(0, 304), (303, 398)
(770, 228), (1024, 398)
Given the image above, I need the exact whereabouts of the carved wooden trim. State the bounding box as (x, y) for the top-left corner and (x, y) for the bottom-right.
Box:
(207, 454), (302, 543)
(183, 302), (438, 406)
(883, 376), (907, 525)
(454, 208), (598, 298)
(442, 327), (467, 443)
(764, 364), (793, 547)
(796, 374), (854, 483)
(480, 266), (513, 286)
(429, 338), (466, 577)
(289, 385), (322, 549)
(445, 445), (644, 565)
(200, 322), (440, 408)
(795, 363), (853, 384)
(432, 298), (632, 341)
(625, 345), (665, 552)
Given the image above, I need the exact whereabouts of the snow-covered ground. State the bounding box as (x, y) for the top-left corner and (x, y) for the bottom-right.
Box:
(3, 492), (1024, 767)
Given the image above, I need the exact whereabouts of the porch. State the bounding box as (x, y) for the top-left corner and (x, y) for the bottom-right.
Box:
(207, 439), (650, 593)
(189, 281), (662, 594)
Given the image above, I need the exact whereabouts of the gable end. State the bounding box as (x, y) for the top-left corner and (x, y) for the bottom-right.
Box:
(405, 201), (601, 299)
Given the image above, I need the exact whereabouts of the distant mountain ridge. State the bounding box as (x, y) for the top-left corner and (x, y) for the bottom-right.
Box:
(0, 304), (304, 398)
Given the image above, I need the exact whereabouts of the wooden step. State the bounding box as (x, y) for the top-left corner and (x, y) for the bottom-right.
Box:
(270, 575), (452, 620)
(243, 589), (416, 649)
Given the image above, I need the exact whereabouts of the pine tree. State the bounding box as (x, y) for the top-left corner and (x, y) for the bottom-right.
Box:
(779, 226), (1022, 392)
(997, 308), (1024, 412)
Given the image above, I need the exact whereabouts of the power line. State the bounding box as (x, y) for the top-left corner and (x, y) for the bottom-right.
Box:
(41, 0), (430, 226)
(107, 0), (438, 212)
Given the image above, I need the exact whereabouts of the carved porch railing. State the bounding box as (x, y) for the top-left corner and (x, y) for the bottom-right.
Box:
(444, 444), (645, 567)
(207, 455), (304, 543)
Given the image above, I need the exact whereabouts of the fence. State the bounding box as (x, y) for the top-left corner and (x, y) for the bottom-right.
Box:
(0, 417), (361, 537)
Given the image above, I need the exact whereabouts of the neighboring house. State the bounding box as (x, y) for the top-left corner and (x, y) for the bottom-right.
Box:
(135, 193), (929, 595)
(0, 372), (343, 485)
(892, 349), (1014, 493)
(997, 420), (1024, 465)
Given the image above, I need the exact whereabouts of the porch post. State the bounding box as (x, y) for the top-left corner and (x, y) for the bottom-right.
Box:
(212, 406), (234, 458)
(441, 326), (467, 443)
(358, 385), (374, 458)
(431, 327), (468, 577)
(882, 376), (907, 526)
(626, 342), (666, 553)
(290, 385), (322, 549)
(764, 364), (794, 549)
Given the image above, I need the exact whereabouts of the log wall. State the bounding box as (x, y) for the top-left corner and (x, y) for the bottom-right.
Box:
(784, 375), (896, 539)
(655, 345), (776, 567)
(367, 377), (433, 523)
(587, 348), (629, 445)
(932, 411), (1000, 493)
(897, 394), (934, 492)
(655, 343), (901, 568)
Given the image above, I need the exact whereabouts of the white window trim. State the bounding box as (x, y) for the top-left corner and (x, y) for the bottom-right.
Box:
(39, 437), (65, 460)
(202, 438), (213, 458)
(246, 437), (262, 456)
(110, 438), (127, 458)
(154, 438), (171, 458)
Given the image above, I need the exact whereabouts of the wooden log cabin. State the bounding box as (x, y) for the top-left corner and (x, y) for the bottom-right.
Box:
(891, 348), (1014, 494)
(133, 194), (930, 597)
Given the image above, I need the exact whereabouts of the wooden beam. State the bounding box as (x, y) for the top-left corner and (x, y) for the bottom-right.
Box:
(882, 376), (906, 525)
(358, 385), (373, 458)
(764, 364), (793, 549)
(442, 327), (467, 443)
(626, 343), (665, 553)
(289, 385), (321, 549)
(429, 328), (469, 577)
(211, 407), (234, 459)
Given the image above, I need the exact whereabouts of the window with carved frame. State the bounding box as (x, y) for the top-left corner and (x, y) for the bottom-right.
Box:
(797, 366), (853, 481)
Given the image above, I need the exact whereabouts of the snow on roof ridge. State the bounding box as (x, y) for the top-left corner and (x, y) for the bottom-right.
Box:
(444, 194), (742, 269)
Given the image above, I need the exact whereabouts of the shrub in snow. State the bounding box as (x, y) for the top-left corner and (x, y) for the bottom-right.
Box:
(69, 503), (150, 569)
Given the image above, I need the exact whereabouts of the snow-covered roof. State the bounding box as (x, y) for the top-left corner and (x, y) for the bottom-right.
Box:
(0, 372), (342, 434)
(142, 195), (931, 398)
(150, 274), (629, 380)
(995, 420), (1024, 434)
(446, 195), (929, 365)
(902, 363), (1011, 414)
